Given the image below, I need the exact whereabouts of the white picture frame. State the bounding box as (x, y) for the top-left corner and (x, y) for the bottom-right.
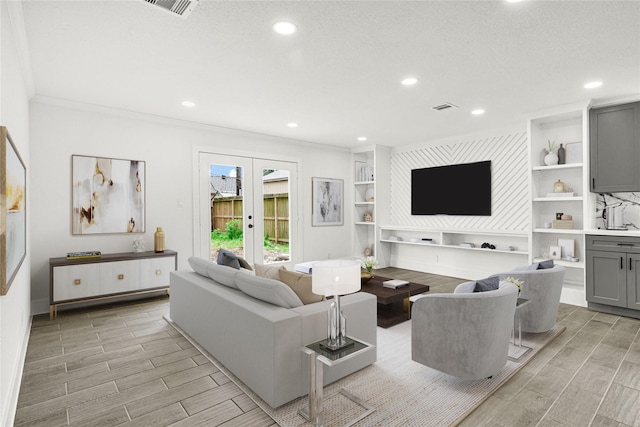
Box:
(565, 142), (583, 164)
(558, 238), (575, 258)
(549, 245), (562, 260)
(312, 177), (344, 226)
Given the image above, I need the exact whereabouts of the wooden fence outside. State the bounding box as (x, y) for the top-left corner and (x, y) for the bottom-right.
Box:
(211, 193), (289, 244)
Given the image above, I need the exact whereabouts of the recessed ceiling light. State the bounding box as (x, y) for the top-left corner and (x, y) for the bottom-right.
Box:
(506, 0), (523, 3)
(401, 77), (418, 86)
(471, 109), (485, 115)
(357, 136), (367, 142)
(287, 122), (298, 128)
(182, 101), (195, 108)
(273, 21), (297, 35)
(584, 81), (603, 89)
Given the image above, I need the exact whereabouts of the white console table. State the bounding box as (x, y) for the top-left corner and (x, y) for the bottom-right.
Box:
(49, 250), (177, 319)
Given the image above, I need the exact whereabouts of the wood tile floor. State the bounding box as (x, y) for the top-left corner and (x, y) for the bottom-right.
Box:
(15, 267), (640, 426)
(16, 296), (276, 427)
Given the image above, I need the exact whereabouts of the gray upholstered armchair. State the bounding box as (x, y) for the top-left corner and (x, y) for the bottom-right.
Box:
(495, 264), (565, 333)
(411, 282), (518, 380)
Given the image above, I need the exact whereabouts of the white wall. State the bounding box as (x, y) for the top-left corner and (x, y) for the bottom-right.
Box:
(0, 3), (32, 425)
(29, 100), (352, 313)
(386, 126), (530, 279)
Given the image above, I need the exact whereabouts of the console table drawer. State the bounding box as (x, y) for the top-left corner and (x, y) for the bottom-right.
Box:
(140, 257), (175, 288)
(53, 264), (101, 301)
(100, 260), (141, 294)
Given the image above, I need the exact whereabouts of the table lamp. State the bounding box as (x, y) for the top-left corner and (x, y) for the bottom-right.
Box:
(312, 259), (361, 352)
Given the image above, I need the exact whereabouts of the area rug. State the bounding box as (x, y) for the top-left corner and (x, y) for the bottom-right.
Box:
(165, 316), (564, 427)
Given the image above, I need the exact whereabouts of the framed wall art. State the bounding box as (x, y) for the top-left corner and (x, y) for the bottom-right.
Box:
(565, 142), (583, 164)
(1, 127), (26, 295)
(312, 177), (343, 226)
(558, 238), (575, 259)
(72, 155), (145, 235)
(549, 245), (562, 260)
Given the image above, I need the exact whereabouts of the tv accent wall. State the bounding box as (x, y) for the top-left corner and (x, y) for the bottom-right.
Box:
(390, 130), (529, 231)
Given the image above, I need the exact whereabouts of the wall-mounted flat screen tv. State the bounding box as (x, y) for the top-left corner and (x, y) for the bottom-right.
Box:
(411, 160), (492, 216)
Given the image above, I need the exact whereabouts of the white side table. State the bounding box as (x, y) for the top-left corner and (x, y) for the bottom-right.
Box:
(299, 337), (375, 427)
(509, 297), (533, 361)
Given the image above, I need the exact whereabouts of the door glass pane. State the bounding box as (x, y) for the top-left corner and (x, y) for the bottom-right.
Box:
(209, 164), (244, 262)
(261, 168), (290, 264)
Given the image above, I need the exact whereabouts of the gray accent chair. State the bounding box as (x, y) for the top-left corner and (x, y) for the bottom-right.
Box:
(495, 264), (565, 333)
(411, 282), (518, 380)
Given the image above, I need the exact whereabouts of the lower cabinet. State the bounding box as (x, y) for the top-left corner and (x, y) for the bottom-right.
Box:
(49, 250), (177, 318)
(586, 236), (640, 311)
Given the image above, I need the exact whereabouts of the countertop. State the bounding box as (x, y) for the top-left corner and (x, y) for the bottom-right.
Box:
(585, 229), (640, 237)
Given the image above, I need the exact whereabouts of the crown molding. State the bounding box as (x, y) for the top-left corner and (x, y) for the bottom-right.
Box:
(31, 94), (348, 152)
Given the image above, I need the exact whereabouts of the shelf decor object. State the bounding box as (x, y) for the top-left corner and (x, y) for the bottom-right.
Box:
(544, 140), (558, 166)
(565, 142), (583, 164)
(312, 259), (361, 351)
(549, 245), (562, 260)
(312, 177), (343, 226)
(1, 127), (26, 295)
(558, 238), (575, 258)
(72, 155), (145, 235)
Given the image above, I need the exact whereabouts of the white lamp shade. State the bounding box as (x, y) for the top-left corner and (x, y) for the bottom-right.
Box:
(312, 259), (361, 296)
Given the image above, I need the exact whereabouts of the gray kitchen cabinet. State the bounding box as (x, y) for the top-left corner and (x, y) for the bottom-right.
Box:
(586, 235), (640, 313)
(590, 101), (640, 193)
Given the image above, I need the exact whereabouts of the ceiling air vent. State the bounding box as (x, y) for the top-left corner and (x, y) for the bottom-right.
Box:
(432, 103), (459, 111)
(143, 0), (199, 18)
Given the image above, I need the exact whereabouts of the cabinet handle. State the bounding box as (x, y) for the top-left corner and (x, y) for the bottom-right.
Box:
(592, 178), (595, 190)
(621, 257), (624, 269)
(630, 258), (633, 271)
(74, 279), (81, 285)
(155, 269), (162, 276)
(118, 274), (124, 280)
(617, 243), (634, 247)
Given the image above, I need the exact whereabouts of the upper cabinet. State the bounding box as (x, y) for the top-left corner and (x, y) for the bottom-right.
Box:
(590, 101), (640, 193)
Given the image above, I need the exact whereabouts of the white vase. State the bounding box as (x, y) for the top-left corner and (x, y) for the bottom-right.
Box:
(544, 151), (558, 166)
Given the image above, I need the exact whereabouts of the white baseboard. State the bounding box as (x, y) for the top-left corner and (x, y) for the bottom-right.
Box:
(2, 315), (32, 427)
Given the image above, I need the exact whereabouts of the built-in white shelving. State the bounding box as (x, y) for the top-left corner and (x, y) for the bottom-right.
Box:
(379, 226), (529, 255)
(352, 146), (391, 264)
(528, 103), (596, 306)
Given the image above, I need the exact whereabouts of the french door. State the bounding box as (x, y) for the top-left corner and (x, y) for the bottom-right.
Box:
(197, 152), (299, 266)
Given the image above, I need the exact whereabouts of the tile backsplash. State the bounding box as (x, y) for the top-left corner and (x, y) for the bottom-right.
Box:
(596, 193), (640, 230)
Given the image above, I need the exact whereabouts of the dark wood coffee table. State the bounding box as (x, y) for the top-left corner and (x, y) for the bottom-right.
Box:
(360, 276), (429, 328)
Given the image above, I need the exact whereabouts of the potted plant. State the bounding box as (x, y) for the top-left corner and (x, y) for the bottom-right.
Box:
(544, 139), (558, 166)
(361, 257), (378, 282)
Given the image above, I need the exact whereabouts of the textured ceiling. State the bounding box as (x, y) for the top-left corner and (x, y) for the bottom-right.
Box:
(19, 0), (640, 148)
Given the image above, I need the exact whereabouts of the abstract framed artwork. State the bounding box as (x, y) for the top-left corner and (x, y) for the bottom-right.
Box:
(72, 155), (145, 234)
(312, 177), (343, 226)
(1, 127), (26, 295)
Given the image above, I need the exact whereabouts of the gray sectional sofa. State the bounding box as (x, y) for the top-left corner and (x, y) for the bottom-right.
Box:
(169, 257), (377, 408)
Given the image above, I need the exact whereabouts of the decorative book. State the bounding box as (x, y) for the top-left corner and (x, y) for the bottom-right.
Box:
(66, 251), (102, 260)
(383, 279), (409, 289)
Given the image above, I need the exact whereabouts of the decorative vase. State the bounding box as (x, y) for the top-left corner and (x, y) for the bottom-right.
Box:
(557, 144), (565, 164)
(154, 227), (165, 253)
(544, 150), (558, 166)
(361, 271), (373, 285)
